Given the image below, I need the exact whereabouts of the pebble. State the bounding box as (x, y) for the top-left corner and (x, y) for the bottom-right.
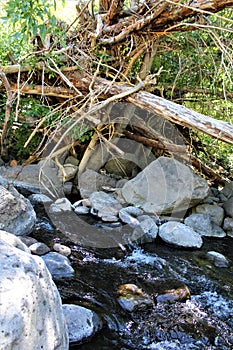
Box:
(29, 242), (50, 255)
(53, 243), (71, 257)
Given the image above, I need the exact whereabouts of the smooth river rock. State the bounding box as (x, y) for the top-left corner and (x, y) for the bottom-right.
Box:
(121, 157), (209, 214)
(184, 214), (226, 237)
(0, 239), (68, 350)
(62, 304), (102, 344)
(159, 221), (203, 248)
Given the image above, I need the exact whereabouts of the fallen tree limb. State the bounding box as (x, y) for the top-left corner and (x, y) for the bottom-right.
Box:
(65, 71), (233, 145)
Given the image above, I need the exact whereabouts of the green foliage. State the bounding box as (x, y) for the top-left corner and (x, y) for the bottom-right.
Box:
(3, 0), (62, 42)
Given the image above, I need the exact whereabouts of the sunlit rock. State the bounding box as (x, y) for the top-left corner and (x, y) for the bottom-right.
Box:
(159, 221), (203, 248)
(0, 240), (68, 349)
(42, 252), (74, 279)
(121, 157), (209, 214)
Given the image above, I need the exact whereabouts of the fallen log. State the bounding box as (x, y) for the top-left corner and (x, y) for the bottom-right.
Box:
(65, 71), (233, 145)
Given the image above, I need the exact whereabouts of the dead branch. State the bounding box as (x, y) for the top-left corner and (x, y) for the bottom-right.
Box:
(0, 67), (16, 158)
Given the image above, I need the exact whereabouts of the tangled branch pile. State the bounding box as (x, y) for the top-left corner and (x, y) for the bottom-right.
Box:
(0, 0), (232, 184)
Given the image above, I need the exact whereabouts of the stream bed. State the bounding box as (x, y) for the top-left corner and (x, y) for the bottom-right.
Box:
(32, 213), (233, 350)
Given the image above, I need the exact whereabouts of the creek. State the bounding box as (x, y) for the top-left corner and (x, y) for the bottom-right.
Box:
(32, 209), (233, 350)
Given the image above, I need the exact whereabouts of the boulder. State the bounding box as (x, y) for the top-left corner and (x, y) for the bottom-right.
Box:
(0, 230), (30, 253)
(62, 304), (102, 344)
(192, 204), (224, 226)
(78, 169), (117, 198)
(184, 214), (226, 237)
(121, 157), (209, 214)
(89, 191), (122, 219)
(42, 252), (75, 279)
(0, 239), (68, 350)
(223, 197), (233, 218)
(0, 183), (36, 236)
(158, 221), (203, 248)
(223, 217), (233, 237)
(221, 181), (233, 199)
(104, 157), (139, 178)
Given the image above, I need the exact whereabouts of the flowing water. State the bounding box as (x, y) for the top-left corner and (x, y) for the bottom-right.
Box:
(32, 212), (233, 350)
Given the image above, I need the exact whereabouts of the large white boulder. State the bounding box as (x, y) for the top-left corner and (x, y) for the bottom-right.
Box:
(0, 237), (68, 350)
(121, 157), (209, 214)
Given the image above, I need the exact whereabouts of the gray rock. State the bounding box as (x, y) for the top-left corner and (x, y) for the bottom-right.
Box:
(49, 198), (73, 213)
(159, 221), (203, 248)
(65, 156), (80, 166)
(121, 157), (209, 214)
(62, 304), (102, 344)
(192, 204), (224, 226)
(0, 230), (30, 253)
(53, 243), (71, 257)
(223, 217), (233, 238)
(132, 216), (158, 244)
(28, 193), (53, 205)
(0, 240), (68, 349)
(104, 157), (139, 178)
(0, 183), (36, 236)
(211, 224), (226, 238)
(223, 196), (233, 218)
(29, 242), (50, 255)
(42, 252), (74, 279)
(101, 215), (119, 222)
(0, 164), (41, 193)
(119, 206), (143, 227)
(207, 251), (229, 268)
(78, 169), (117, 198)
(185, 214), (226, 237)
(184, 214), (213, 236)
(89, 191), (122, 218)
(19, 236), (38, 247)
(0, 162), (70, 197)
(222, 181), (233, 199)
(74, 206), (90, 215)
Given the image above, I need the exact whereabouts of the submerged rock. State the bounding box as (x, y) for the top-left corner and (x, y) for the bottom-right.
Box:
(159, 221), (203, 248)
(0, 240), (68, 350)
(117, 284), (154, 312)
(62, 304), (102, 344)
(121, 157), (209, 214)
